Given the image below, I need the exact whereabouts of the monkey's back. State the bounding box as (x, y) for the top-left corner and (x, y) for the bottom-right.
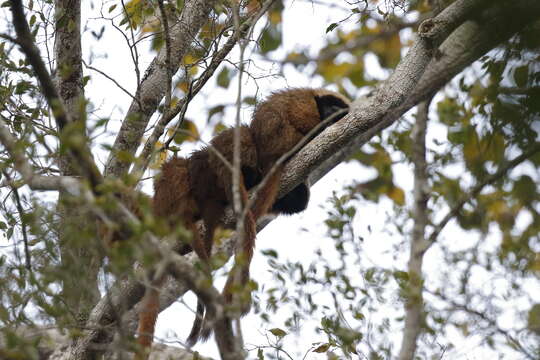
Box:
(153, 156), (199, 226)
(208, 125), (259, 195)
(250, 88), (322, 172)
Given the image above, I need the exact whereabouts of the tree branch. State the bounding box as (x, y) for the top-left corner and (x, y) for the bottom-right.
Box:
(104, 0), (218, 178)
(397, 98), (432, 360)
(306, 0), (540, 193)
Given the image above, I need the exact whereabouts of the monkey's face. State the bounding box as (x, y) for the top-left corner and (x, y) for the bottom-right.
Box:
(314, 93), (350, 124)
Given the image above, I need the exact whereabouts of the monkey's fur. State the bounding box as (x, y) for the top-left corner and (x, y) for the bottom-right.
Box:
(187, 88), (351, 346)
(249, 88), (351, 218)
(135, 88), (351, 354)
(137, 125), (259, 354)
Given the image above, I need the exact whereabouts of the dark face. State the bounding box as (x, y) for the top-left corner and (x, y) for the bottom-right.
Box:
(315, 94), (350, 123)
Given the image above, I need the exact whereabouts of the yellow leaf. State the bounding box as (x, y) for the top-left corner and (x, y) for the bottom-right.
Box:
(176, 81), (190, 93)
(183, 54), (199, 65)
(268, 10), (281, 24)
(188, 65), (199, 76)
(313, 343), (331, 353)
(463, 129), (480, 164)
(269, 328), (287, 338)
(149, 142), (168, 169)
(387, 185), (405, 206)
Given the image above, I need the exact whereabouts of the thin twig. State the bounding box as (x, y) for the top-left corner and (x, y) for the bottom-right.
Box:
(83, 61), (138, 101)
(120, 0), (141, 90)
(157, 0), (173, 113)
(2, 169), (31, 270)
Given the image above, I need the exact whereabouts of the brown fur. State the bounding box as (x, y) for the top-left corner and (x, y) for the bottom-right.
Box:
(249, 88), (351, 218)
(138, 88), (350, 352)
(193, 88), (351, 345)
(138, 125), (259, 354)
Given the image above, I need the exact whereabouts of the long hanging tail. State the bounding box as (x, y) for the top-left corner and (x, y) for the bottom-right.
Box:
(186, 299), (206, 347)
(185, 220), (213, 347)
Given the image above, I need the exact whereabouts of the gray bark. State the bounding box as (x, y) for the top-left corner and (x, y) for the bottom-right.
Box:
(397, 99), (431, 360)
(53, 0), (102, 324)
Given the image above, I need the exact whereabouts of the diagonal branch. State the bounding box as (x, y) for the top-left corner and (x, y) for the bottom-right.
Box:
(104, 0), (218, 178)
(305, 0), (540, 195)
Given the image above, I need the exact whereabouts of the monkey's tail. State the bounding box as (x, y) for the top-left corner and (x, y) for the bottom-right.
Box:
(186, 299), (206, 347)
(185, 218), (215, 347)
(136, 287), (160, 360)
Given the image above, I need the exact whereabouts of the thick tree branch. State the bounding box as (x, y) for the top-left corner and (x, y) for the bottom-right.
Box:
(104, 0), (218, 178)
(306, 0), (540, 192)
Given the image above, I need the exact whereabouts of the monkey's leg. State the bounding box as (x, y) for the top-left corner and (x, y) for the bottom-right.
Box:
(250, 164), (285, 220)
(136, 283), (161, 360)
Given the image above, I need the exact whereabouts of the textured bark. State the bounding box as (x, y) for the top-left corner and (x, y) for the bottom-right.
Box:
(0, 327), (210, 360)
(104, 0), (217, 178)
(53, 0), (102, 325)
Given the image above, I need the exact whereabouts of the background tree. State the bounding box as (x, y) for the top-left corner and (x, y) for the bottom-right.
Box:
(0, 0), (538, 359)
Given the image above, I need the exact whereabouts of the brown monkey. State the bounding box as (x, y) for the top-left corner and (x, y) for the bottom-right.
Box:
(189, 88), (351, 345)
(137, 125), (259, 356)
(249, 87), (351, 219)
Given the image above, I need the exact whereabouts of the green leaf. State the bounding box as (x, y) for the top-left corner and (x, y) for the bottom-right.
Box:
(326, 23), (338, 33)
(313, 343), (331, 353)
(259, 26), (281, 54)
(513, 64), (529, 88)
(261, 249), (278, 258)
(217, 67), (231, 88)
(109, 4), (117, 13)
(269, 327), (287, 338)
(207, 105), (225, 122)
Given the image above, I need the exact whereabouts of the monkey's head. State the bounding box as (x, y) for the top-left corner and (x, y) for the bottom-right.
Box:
(313, 88), (350, 125)
(259, 88), (350, 135)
